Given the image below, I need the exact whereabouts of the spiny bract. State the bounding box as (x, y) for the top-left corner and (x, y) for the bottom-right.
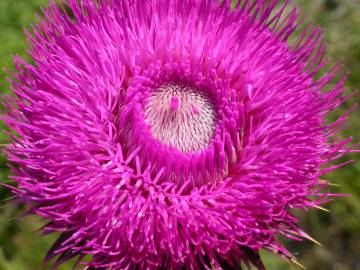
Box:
(2, 0), (353, 269)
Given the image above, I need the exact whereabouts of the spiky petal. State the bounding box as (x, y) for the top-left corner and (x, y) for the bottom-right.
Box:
(2, 0), (352, 269)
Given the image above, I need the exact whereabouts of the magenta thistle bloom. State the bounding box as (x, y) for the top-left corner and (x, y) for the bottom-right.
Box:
(2, 0), (353, 269)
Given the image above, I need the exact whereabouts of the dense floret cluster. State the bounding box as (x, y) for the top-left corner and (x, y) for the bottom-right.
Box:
(3, 0), (352, 269)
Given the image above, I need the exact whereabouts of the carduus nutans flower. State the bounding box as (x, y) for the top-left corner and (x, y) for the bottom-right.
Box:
(2, 0), (354, 269)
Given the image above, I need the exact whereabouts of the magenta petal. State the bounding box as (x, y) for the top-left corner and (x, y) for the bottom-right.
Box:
(2, 0), (353, 269)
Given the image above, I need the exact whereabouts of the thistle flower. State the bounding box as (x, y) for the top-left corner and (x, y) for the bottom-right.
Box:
(2, 0), (353, 269)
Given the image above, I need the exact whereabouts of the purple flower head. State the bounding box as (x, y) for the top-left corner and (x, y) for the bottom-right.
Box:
(2, 0), (354, 269)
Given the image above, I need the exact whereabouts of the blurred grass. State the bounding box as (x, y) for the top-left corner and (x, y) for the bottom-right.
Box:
(0, 0), (359, 269)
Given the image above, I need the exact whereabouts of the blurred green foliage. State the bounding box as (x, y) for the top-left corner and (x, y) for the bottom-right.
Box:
(0, 0), (359, 269)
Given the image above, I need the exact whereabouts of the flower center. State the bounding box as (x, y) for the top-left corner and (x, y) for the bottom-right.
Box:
(119, 60), (243, 190)
(144, 84), (216, 153)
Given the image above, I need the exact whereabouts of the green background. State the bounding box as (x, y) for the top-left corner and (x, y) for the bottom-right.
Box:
(0, 0), (359, 269)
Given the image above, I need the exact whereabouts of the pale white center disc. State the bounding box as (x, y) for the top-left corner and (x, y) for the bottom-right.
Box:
(144, 84), (216, 153)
